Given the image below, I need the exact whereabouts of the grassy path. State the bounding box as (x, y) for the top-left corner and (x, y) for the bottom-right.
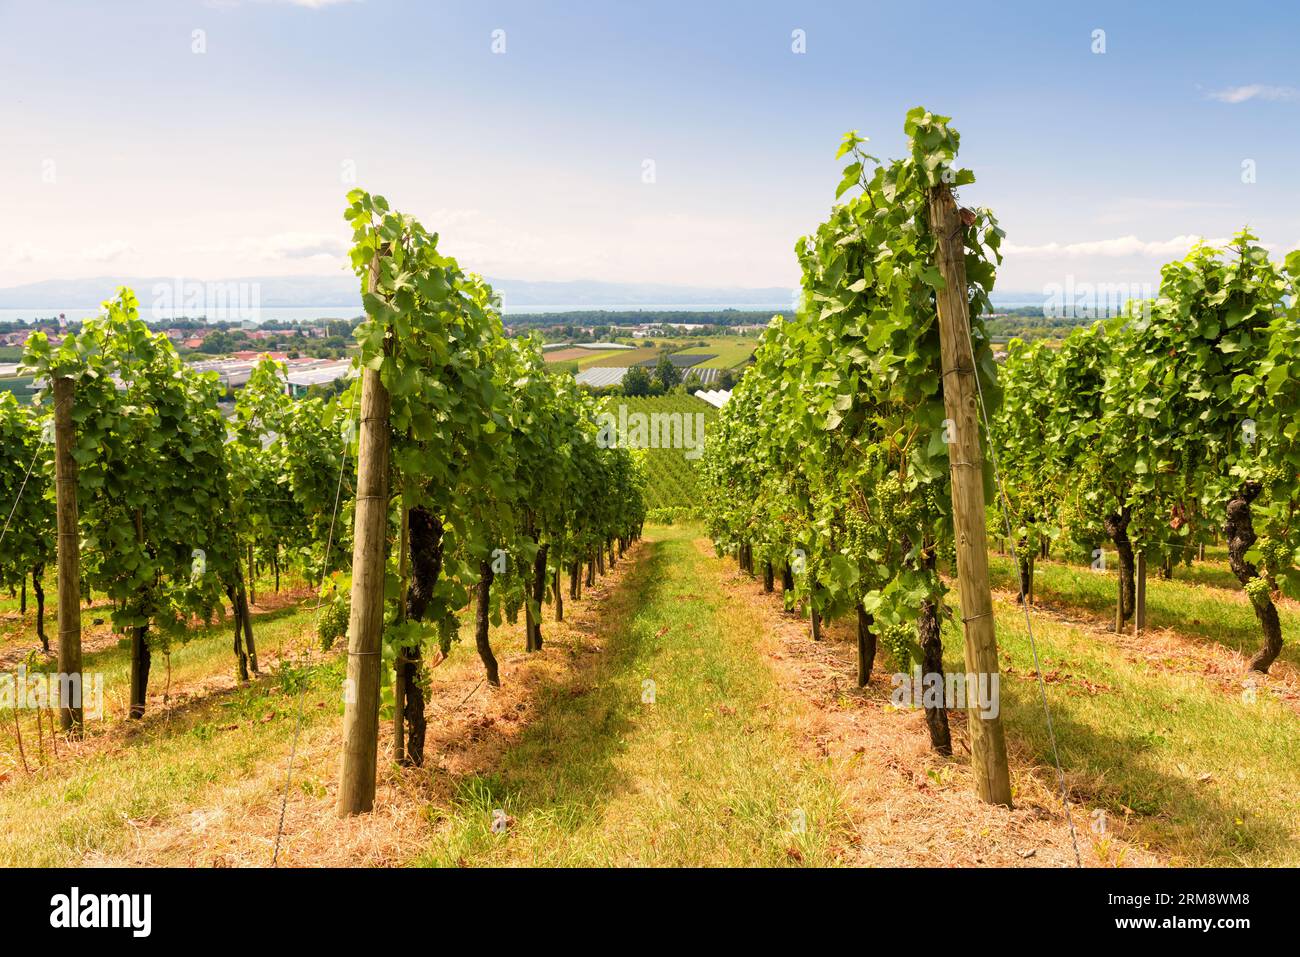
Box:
(5, 523), (1287, 867)
(420, 525), (852, 866)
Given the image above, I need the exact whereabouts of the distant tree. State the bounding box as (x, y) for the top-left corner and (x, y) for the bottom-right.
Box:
(653, 354), (681, 391)
(198, 331), (234, 354)
(718, 369), (736, 390)
(682, 371), (703, 392)
(622, 365), (651, 396)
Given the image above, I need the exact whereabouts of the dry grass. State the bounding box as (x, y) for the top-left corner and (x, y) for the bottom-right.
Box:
(67, 558), (646, 867)
(707, 540), (1155, 867)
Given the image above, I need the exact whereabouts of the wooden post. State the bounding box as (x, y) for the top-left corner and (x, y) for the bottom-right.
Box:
(1114, 590), (1123, 633)
(393, 504), (409, 765)
(52, 376), (83, 735)
(1134, 551), (1147, 635)
(338, 257), (393, 817)
(928, 184), (1013, 808)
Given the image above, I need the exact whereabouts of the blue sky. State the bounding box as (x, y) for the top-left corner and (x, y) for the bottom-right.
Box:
(1, 0), (1297, 294)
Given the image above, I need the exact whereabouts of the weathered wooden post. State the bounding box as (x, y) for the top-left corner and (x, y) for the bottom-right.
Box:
(52, 376), (83, 734)
(928, 183), (1013, 808)
(337, 257), (392, 816)
(1134, 552), (1147, 635)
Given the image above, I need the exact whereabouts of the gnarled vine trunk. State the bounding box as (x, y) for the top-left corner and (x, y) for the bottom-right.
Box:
(1225, 482), (1284, 673)
(527, 541), (548, 652)
(399, 506), (444, 767)
(32, 566), (46, 653)
(569, 562), (580, 600)
(476, 559), (500, 686)
(129, 624), (150, 719)
(1103, 506), (1135, 629)
(917, 597), (951, 755)
(240, 580), (258, 674)
(226, 583), (250, 682)
(763, 560), (774, 593)
(857, 605), (876, 687)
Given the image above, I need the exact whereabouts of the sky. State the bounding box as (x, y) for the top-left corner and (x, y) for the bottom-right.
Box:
(1, 0), (1298, 296)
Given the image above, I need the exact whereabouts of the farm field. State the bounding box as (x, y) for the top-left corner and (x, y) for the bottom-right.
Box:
(608, 394), (716, 514)
(539, 346), (601, 363)
(680, 337), (761, 368)
(0, 375), (35, 404)
(586, 336), (759, 369)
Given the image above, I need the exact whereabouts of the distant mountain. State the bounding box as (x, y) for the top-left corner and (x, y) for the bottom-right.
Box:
(489, 279), (793, 308)
(0, 275), (794, 311)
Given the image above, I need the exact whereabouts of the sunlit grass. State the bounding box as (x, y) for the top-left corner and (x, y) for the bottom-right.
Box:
(967, 601), (1299, 865)
(988, 553), (1300, 668)
(419, 525), (852, 867)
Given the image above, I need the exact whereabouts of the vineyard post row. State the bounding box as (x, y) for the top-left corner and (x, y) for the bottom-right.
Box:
(700, 108), (1017, 807)
(337, 253), (391, 816)
(330, 191), (648, 816)
(52, 375), (83, 734)
(929, 184), (1011, 807)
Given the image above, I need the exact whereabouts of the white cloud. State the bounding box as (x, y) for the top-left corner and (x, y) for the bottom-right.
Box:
(1208, 84), (1300, 104)
(190, 231), (349, 261)
(1003, 234), (1227, 259)
(6, 243), (52, 266)
(248, 232), (348, 259)
(81, 239), (138, 263)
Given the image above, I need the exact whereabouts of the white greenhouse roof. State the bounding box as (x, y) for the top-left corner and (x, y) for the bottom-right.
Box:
(693, 389), (732, 408)
(574, 366), (628, 388)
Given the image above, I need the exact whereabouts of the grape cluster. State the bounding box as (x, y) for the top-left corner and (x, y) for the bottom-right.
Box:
(317, 593), (350, 651)
(1244, 575), (1273, 609)
(879, 621), (917, 671)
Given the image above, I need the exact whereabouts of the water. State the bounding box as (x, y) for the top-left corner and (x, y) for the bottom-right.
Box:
(0, 302), (795, 324)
